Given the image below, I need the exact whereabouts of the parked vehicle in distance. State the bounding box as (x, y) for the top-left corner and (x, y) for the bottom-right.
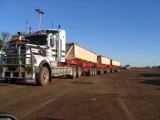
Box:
(125, 65), (130, 70)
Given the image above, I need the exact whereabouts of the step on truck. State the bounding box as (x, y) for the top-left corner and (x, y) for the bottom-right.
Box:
(0, 29), (120, 86)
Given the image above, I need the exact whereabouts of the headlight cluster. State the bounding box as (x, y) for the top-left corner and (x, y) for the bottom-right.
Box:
(26, 58), (31, 64)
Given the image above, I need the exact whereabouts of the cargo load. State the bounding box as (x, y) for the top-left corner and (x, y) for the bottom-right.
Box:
(97, 55), (110, 65)
(66, 42), (97, 63)
(111, 60), (120, 66)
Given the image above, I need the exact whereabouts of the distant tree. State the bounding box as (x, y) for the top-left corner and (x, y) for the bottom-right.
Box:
(11, 32), (27, 41)
(0, 32), (10, 49)
(11, 34), (18, 40)
(0, 40), (4, 49)
(1, 32), (10, 42)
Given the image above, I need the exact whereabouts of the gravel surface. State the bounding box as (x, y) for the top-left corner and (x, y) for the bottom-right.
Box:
(0, 69), (160, 120)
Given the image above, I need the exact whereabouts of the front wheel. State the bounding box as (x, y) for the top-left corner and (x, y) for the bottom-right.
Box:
(36, 66), (49, 86)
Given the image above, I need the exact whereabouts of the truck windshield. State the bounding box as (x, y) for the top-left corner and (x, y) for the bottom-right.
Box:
(26, 35), (47, 45)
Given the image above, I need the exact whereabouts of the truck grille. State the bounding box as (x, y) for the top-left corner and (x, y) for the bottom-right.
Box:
(0, 45), (34, 79)
(3, 46), (26, 66)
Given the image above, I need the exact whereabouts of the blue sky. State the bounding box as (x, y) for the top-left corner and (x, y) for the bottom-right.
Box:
(0, 0), (160, 67)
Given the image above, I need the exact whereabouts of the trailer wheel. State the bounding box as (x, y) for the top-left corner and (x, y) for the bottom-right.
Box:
(71, 66), (77, 79)
(99, 69), (104, 75)
(110, 69), (114, 73)
(76, 66), (81, 78)
(89, 68), (93, 76)
(94, 68), (97, 76)
(92, 68), (95, 76)
(36, 66), (49, 86)
(107, 68), (110, 73)
(93, 68), (97, 76)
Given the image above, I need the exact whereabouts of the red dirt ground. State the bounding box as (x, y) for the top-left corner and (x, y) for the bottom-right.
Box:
(0, 68), (160, 120)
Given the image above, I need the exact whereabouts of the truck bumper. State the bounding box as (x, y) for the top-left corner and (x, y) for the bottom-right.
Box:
(0, 66), (35, 79)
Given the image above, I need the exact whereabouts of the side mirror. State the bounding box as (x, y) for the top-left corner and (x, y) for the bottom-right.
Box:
(50, 35), (56, 47)
(50, 38), (54, 47)
(0, 112), (17, 120)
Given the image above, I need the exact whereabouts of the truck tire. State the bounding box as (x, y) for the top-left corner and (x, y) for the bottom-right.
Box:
(110, 69), (114, 73)
(94, 68), (97, 76)
(71, 66), (77, 79)
(107, 68), (110, 73)
(92, 68), (95, 76)
(92, 68), (97, 76)
(76, 66), (81, 78)
(36, 66), (49, 86)
(89, 68), (93, 76)
(100, 69), (104, 75)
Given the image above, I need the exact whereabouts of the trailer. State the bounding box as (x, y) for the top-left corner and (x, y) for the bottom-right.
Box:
(97, 55), (111, 74)
(110, 59), (121, 72)
(0, 29), (120, 86)
(66, 42), (98, 77)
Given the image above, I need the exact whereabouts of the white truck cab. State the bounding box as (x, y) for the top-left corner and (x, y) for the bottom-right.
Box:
(0, 29), (72, 86)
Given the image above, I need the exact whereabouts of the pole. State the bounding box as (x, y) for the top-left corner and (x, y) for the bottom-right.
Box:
(35, 9), (44, 31)
(26, 21), (28, 34)
(39, 13), (41, 31)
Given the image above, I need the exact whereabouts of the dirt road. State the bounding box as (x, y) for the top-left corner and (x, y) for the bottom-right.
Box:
(0, 69), (160, 120)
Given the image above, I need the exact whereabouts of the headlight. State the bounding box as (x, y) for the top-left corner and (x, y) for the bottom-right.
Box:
(26, 58), (31, 64)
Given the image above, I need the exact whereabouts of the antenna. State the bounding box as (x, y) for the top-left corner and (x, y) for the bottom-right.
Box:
(25, 21), (28, 34)
(52, 20), (54, 35)
(58, 24), (60, 30)
(52, 20), (53, 29)
(29, 27), (32, 34)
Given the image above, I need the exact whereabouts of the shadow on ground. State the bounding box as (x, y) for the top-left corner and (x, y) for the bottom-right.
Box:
(0, 79), (37, 86)
(140, 80), (160, 86)
(0, 84), (8, 86)
(37, 117), (63, 120)
(139, 74), (160, 77)
(12, 81), (37, 86)
(70, 81), (94, 85)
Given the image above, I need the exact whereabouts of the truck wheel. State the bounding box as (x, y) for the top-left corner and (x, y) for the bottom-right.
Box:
(94, 68), (97, 76)
(92, 68), (95, 76)
(76, 66), (81, 78)
(92, 68), (97, 76)
(100, 69), (104, 75)
(89, 68), (93, 76)
(71, 66), (77, 79)
(107, 68), (110, 73)
(36, 66), (49, 86)
(110, 69), (114, 73)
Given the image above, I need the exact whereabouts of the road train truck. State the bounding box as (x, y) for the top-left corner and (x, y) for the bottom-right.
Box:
(0, 29), (120, 86)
